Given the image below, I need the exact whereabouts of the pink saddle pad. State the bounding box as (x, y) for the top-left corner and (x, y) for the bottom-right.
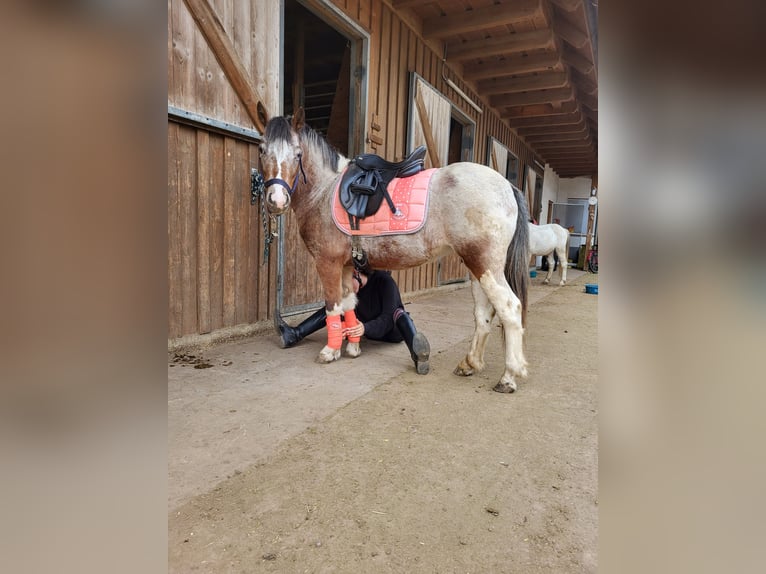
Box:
(332, 168), (435, 236)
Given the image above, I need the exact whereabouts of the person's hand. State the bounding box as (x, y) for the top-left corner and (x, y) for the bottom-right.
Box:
(344, 322), (364, 339)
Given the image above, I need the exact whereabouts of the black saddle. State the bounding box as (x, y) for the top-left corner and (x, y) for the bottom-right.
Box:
(339, 145), (427, 230)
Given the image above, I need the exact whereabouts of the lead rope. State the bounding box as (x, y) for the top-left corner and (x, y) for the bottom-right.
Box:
(250, 168), (276, 264)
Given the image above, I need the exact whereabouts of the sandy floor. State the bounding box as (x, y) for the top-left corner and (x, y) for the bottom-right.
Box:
(168, 269), (597, 573)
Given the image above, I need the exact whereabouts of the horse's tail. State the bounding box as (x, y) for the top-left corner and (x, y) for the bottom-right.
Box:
(506, 187), (530, 326)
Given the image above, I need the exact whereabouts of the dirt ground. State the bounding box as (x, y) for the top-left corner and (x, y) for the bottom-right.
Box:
(168, 271), (597, 573)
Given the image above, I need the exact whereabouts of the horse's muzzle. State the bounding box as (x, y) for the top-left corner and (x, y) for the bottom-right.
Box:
(265, 185), (291, 214)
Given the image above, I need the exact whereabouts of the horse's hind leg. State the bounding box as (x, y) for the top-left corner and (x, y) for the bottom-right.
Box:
(477, 272), (527, 393)
(454, 277), (495, 377)
(543, 254), (554, 284)
(556, 247), (567, 285)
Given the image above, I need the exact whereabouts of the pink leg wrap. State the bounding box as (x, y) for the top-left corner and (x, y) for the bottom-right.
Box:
(326, 314), (343, 350)
(344, 310), (360, 343)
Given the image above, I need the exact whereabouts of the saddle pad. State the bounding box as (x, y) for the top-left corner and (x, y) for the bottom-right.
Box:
(332, 168), (435, 236)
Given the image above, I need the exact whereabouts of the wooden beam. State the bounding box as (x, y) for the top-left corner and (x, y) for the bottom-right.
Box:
(554, 14), (588, 49)
(392, 0), (427, 8)
(477, 72), (568, 95)
(550, 0), (581, 12)
(464, 52), (560, 82)
(562, 46), (594, 76)
(422, 0), (541, 39)
(508, 110), (582, 128)
(525, 129), (589, 143)
(447, 29), (553, 62)
(518, 120), (586, 136)
(182, 0), (267, 133)
(491, 87), (573, 108)
(579, 91), (598, 111)
(503, 100), (577, 118)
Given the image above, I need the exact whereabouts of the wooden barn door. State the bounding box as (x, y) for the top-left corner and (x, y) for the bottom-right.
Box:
(408, 73), (468, 286)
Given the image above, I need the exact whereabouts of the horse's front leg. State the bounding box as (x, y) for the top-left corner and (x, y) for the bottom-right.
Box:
(315, 262), (358, 363)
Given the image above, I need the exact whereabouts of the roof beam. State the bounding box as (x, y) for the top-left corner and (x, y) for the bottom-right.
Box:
(447, 29), (553, 62)
(525, 129), (589, 143)
(503, 101), (578, 118)
(554, 14), (588, 49)
(491, 87), (573, 108)
(549, 0), (580, 12)
(463, 52), (560, 81)
(562, 45), (594, 75)
(477, 72), (568, 95)
(507, 110), (582, 128)
(422, 0), (541, 39)
(518, 120), (586, 136)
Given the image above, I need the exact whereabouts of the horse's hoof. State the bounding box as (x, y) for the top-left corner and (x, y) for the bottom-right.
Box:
(317, 347), (341, 363)
(345, 342), (362, 358)
(453, 364), (474, 377)
(543, 279), (550, 285)
(493, 381), (517, 393)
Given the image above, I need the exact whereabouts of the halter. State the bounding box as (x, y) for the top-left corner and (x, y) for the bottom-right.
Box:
(264, 156), (307, 197)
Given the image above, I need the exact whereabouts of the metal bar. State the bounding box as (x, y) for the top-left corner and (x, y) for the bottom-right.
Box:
(167, 104), (262, 142)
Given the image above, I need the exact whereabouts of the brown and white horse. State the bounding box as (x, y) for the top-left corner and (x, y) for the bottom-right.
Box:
(258, 110), (530, 392)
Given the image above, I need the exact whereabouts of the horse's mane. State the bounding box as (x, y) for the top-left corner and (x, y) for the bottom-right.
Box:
(264, 116), (341, 173)
(297, 122), (341, 173)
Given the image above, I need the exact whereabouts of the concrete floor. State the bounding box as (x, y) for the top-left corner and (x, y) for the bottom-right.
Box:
(168, 268), (586, 511)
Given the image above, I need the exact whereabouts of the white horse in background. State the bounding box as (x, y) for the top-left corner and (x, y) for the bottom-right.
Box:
(528, 223), (571, 286)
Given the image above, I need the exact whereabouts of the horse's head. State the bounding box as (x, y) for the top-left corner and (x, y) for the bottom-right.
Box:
(259, 109), (307, 215)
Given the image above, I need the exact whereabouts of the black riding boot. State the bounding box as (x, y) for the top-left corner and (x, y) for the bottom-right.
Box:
(274, 307), (327, 348)
(395, 313), (430, 375)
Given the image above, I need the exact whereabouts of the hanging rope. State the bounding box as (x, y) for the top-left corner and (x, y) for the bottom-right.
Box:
(250, 168), (276, 264)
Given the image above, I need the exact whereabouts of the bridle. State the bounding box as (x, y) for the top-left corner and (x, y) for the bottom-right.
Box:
(264, 155), (307, 197)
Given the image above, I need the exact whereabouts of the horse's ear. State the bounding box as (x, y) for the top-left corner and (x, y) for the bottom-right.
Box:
(292, 107), (306, 131)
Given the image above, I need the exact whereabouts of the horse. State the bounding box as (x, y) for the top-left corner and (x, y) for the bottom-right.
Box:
(528, 223), (571, 286)
(258, 109), (530, 392)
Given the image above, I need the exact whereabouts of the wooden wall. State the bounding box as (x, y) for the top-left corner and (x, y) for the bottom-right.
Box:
(167, 0), (540, 342)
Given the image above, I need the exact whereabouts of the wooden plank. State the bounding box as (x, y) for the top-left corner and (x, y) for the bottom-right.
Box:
(222, 137), (236, 327)
(462, 52), (560, 82)
(234, 140), (248, 325)
(519, 121), (587, 136)
(196, 130), (212, 334)
(245, 144), (258, 323)
(477, 72), (568, 95)
(422, 0), (541, 39)
(554, 13), (588, 49)
(491, 87), (573, 108)
(168, 123), (182, 338)
(507, 110), (582, 128)
(209, 133), (225, 331)
(447, 29), (553, 62)
(503, 100), (578, 118)
(386, 15), (401, 159)
(182, 0), (267, 132)
(179, 125), (198, 335)
(395, 19), (410, 159)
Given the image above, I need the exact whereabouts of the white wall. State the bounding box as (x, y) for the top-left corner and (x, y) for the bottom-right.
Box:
(557, 176), (592, 202)
(540, 165), (559, 223)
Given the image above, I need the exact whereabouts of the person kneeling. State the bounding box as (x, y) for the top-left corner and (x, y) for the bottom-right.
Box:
(274, 268), (430, 375)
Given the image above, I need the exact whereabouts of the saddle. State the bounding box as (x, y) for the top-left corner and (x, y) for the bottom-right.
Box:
(339, 145), (427, 230)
